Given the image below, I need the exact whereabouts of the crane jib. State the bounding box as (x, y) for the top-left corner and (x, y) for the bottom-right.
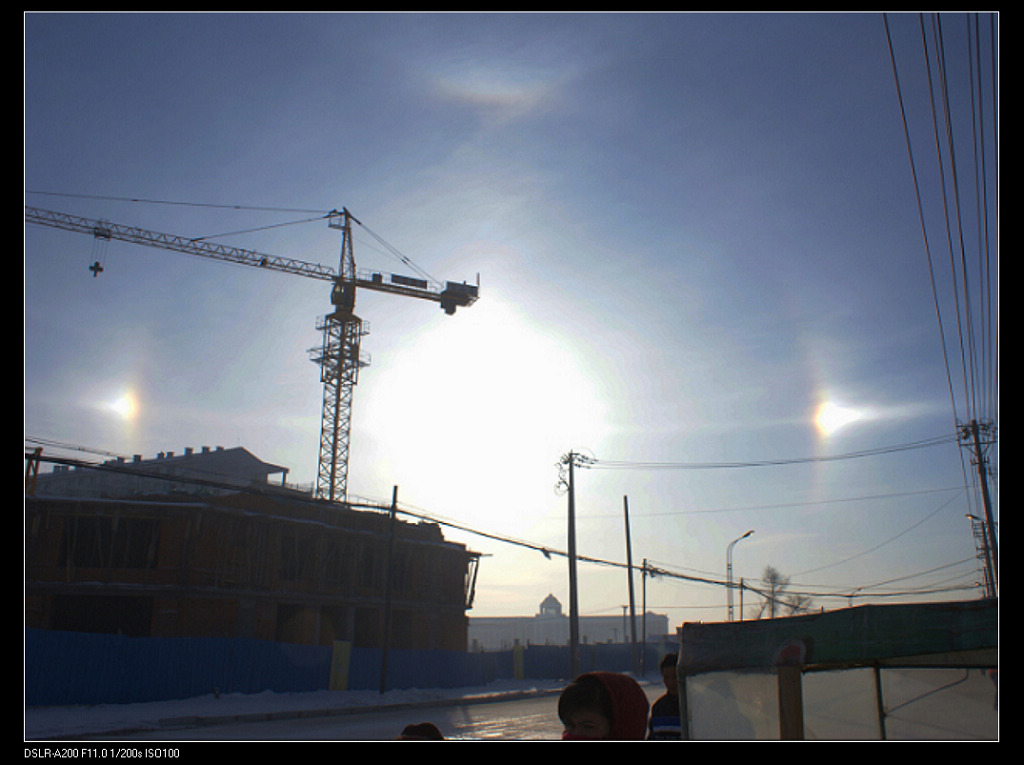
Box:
(25, 206), (337, 281)
(25, 206), (479, 312)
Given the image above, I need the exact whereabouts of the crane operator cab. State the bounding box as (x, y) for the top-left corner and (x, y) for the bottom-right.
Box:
(330, 280), (357, 315)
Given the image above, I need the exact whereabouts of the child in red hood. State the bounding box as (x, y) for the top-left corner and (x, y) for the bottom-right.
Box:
(558, 671), (650, 740)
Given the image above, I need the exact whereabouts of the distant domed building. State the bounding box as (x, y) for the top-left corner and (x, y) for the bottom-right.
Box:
(538, 593), (562, 618)
(468, 594), (668, 651)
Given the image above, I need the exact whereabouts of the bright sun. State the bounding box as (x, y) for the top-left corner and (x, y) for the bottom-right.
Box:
(814, 400), (863, 437)
(108, 392), (138, 421)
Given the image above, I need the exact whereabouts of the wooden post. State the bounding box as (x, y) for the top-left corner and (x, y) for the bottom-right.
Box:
(777, 665), (804, 739)
(873, 665), (888, 740)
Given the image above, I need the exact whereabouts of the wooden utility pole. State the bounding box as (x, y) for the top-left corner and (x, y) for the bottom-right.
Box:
(566, 454), (580, 679)
(559, 451), (595, 679)
(961, 420), (998, 595)
(642, 558), (649, 674)
(623, 496), (639, 676)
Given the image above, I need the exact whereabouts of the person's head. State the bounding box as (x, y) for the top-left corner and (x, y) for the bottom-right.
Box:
(559, 674), (614, 739)
(558, 672), (650, 740)
(397, 721), (444, 740)
(660, 653), (679, 695)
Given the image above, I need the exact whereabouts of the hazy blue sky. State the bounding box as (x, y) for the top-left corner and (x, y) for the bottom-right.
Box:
(24, 12), (998, 622)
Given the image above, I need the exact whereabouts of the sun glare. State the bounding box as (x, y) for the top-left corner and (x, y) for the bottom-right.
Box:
(108, 392), (138, 421)
(360, 294), (610, 503)
(814, 400), (862, 437)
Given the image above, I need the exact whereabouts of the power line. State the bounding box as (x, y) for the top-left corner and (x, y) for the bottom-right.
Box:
(585, 434), (956, 471)
(25, 436), (130, 461)
(786, 557), (977, 599)
(792, 488), (965, 578)
(578, 485), (964, 519)
(883, 13), (999, 429)
(884, 13), (961, 429)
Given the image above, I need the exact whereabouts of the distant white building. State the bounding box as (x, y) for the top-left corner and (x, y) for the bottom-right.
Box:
(468, 594), (669, 651)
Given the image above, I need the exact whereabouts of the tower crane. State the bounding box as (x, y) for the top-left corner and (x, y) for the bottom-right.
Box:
(25, 205), (479, 502)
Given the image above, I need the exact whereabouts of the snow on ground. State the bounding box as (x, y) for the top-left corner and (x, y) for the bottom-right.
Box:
(24, 679), (571, 740)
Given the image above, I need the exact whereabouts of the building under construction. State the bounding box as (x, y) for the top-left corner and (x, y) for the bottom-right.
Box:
(24, 447), (480, 651)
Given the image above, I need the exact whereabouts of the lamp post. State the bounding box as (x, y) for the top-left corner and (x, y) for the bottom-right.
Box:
(727, 529), (754, 621)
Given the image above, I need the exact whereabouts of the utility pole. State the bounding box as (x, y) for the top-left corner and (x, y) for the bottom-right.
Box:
(566, 453), (580, 679)
(623, 496), (639, 676)
(641, 558), (650, 675)
(960, 420), (998, 596)
(558, 451), (592, 679)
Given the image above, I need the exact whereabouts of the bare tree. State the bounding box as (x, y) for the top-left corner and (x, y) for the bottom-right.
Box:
(753, 566), (814, 619)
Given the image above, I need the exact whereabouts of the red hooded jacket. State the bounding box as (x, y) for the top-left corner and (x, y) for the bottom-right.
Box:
(566, 671), (650, 740)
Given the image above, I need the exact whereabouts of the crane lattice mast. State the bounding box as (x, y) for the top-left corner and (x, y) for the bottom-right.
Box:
(311, 208), (366, 502)
(25, 205), (479, 502)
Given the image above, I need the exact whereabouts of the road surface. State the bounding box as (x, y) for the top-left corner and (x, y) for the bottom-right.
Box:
(84, 687), (665, 741)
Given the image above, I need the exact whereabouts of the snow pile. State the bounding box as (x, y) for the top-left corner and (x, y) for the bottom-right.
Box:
(25, 679), (567, 740)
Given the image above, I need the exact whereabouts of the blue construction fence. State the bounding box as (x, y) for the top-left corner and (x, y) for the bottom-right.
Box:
(25, 628), (676, 707)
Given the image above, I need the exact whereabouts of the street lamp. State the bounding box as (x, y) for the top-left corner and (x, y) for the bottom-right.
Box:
(727, 530), (754, 621)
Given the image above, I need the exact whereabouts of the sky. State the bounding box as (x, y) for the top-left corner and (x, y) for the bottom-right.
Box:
(24, 12), (998, 624)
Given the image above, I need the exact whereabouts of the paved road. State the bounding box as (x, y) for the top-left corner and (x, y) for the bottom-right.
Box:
(86, 686), (665, 741)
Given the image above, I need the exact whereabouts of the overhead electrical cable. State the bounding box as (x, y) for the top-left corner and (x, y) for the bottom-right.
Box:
(781, 558), (977, 600)
(884, 13), (998, 432)
(792, 489), (965, 578)
(884, 14), (961, 427)
(578, 485), (965, 519)
(927, 13), (980, 426)
(584, 434), (956, 471)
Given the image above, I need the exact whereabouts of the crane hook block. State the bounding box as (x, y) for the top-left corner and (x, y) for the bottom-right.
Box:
(89, 261), (104, 277)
